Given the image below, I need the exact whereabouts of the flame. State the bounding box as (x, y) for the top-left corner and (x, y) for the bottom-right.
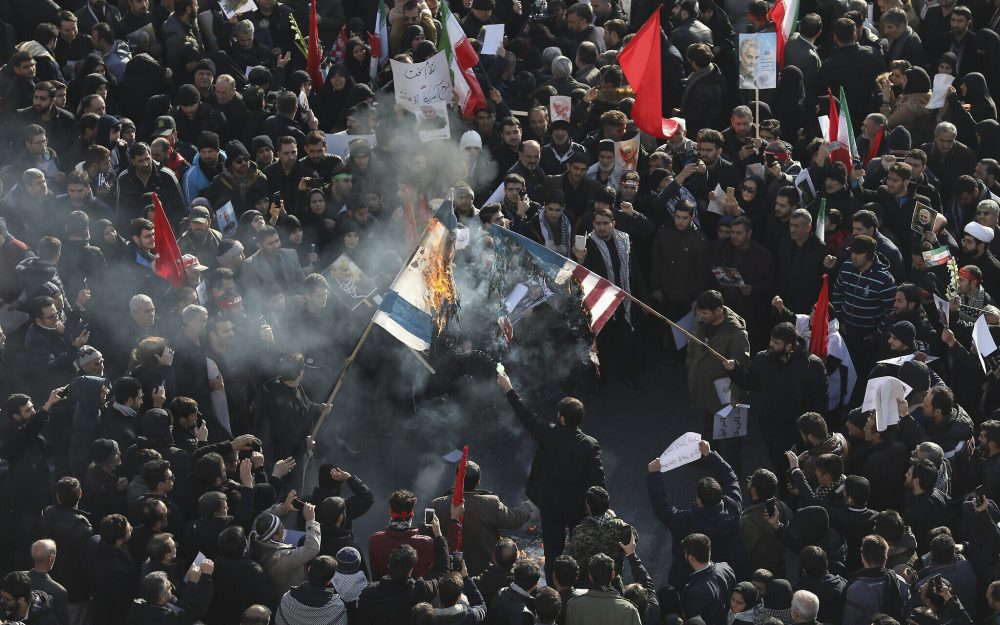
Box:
(420, 219), (457, 332)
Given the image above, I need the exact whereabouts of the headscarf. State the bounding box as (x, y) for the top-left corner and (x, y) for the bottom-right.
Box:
(728, 582), (762, 625)
(764, 579), (793, 609)
(962, 72), (997, 121)
(977, 119), (1000, 159)
(938, 52), (958, 74)
(318, 65), (356, 132)
(902, 66), (931, 94)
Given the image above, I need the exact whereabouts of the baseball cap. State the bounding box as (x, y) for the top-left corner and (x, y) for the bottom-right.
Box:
(154, 115), (176, 137)
(189, 205), (211, 224)
(181, 254), (209, 272)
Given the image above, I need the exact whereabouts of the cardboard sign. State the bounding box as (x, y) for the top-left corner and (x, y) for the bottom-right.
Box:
(391, 51), (453, 113)
(713, 404), (750, 440)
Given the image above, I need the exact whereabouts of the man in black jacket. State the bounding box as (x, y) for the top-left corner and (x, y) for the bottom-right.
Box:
(497, 369), (605, 583)
(722, 322), (828, 484)
(818, 18), (886, 121)
(38, 477), (94, 623)
(679, 533), (736, 625)
(646, 439), (742, 588)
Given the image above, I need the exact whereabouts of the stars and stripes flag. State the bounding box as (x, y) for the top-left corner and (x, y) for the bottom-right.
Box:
(488, 225), (625, 334)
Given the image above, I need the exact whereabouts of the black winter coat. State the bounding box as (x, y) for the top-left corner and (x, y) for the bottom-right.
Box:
(504, 391), (605, 516)
(90, 541), (140, 625)
(38, 504), (94, 602)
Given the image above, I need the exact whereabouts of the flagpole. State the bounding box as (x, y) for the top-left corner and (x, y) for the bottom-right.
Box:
(754, 90), (760, 140)
(621, 291), (729, 362)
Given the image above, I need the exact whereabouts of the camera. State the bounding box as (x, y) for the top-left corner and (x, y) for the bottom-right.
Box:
(765, 497), (777, 516)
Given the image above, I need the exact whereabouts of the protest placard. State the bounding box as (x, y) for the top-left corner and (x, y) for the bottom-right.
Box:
(659, 432), (703, 472)
(391, 52), (453, 113)
(713, 404), (750, 440)
(738, 33), (777, 90)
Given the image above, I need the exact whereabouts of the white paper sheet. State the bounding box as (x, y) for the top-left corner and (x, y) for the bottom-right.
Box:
(862, 376), (912, 431)
(659, 432), (702, 472)
(927, 73), (955, 109)
(877, 354), (938, 365)
(706, 184), (725, 215)
(481, 24), (505, 54)
(973, 314), (998, 372)
(714, 377), (732, 404)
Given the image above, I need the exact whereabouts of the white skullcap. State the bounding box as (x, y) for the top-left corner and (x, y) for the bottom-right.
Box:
(964, 220), (995, 243)
(460, 130), (483, 151)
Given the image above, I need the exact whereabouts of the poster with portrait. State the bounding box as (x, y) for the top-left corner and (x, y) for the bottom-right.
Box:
(323, 254), (381, 311)
(549, 95), (572, 122)
(416, 102), (451, 142)
(738, 33), (777, 90)
(220, 0), (256, 19)
(910, 201), (939, 235)
(614, 135), (640, 173)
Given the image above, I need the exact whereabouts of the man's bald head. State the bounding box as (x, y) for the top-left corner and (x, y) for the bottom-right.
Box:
(241, 604), (272, 625)
(31, 539), (57, 571)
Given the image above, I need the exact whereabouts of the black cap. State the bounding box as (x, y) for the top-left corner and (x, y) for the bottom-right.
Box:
(193, 58), (216, 75)
(550, 119), (572, 132)
(225, 139), (250, 162)
(177, 84), (201, 106)
(252, 135), (274, 153)
(197, 130), (220, 151)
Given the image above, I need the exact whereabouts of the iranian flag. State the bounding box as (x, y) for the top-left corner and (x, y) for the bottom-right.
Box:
(827, 87), (858, 174)
(369, 0), (389, 81)
(438, 2), (486, 117)
(768, 0), (799, 66)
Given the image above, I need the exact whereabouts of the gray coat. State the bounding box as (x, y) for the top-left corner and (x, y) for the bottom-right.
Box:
(254, 520), (321, 596)
(240, 248), (306, 310)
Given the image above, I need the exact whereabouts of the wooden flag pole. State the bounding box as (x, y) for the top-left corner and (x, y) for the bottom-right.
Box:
(755, 88), (760, 140)
(621, 291), (729, 363)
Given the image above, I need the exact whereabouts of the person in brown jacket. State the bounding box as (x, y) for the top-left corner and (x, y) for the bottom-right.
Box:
(686, 290), (751, 438)
(431, 461), (533, 577)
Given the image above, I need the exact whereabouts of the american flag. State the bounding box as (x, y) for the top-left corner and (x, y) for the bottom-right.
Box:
(488, 225), (624, 334)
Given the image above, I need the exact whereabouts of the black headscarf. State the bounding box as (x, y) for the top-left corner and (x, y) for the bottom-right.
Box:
(902, 66), (931, 94)
(977, 119), (1000, 159)
(318, 65), (356, 132)
(962, 72), (997, 121)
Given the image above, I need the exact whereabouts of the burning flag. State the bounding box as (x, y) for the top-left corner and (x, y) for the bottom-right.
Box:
(373, 201), (458, 351)
(488, 225), (625, 335)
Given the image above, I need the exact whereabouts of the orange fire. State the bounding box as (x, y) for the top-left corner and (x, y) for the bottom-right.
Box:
(420, 219), (457, 332)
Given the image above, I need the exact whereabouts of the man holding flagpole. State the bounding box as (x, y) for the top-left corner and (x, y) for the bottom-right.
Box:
(573, 208), (645, 384)
(818, 18), (885, 122)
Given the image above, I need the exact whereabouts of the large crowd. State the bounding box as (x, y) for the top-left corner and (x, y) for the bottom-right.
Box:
(4, 0), (1000, 624)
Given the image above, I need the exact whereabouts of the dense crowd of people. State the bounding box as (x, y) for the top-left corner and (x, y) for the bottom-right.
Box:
(5, 0), (1000, 624)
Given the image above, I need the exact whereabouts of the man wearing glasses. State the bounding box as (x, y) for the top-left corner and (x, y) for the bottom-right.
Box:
(24, 295), (90, 400)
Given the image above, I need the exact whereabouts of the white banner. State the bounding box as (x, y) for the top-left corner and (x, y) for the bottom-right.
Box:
(713, 404), (750, 440)
(391, 51), (453, 113)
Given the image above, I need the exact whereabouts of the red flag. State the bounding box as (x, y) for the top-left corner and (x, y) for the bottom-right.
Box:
(809, 274), (830, 359)
(618, 8), (678, 139)
(449, 445), (469, 550)
(152, 193), (184, 287)
(863, 126), (884, 165)
(306, 0), (323, 88)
